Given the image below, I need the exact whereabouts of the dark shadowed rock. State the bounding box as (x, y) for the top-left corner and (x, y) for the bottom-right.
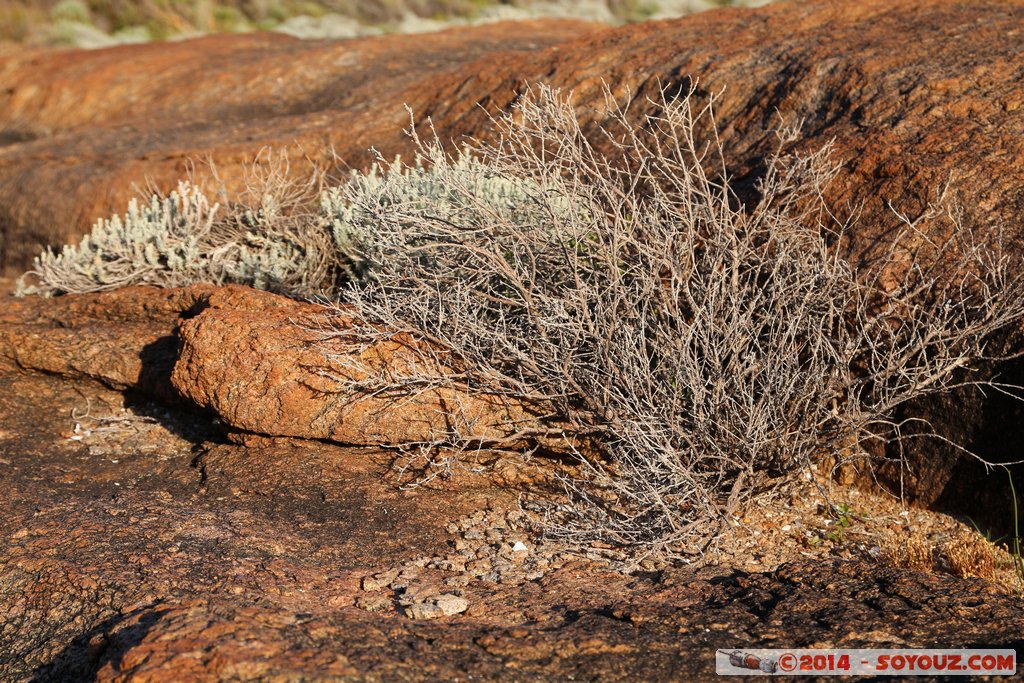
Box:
(2, 373), (1023, 681)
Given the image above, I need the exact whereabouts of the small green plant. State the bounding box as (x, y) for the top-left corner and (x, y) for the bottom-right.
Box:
(966, 517), (1004, 545)
(320, 149), (581, 282)
(825, 503), (858, 544)
(49, 0), (91, 24)
(1001, 465), (1024, 590)
(18, 182), (219, 295)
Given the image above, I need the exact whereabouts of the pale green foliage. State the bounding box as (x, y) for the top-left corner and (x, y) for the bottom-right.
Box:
(18, 182), (216, 295)
(18, 181), (339, 298)
(320, 149), (577, 280)
(20, 147), (571, 299)
(209, 192), (339, 296)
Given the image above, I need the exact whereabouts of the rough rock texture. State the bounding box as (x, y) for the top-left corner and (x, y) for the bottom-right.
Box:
(0, 284), (549, 447)
(0, 21), (602, 271)
(2, 372), (1023, 681)
(172, 287), (551, 446)
(418, 0), (1024, 266)
(0, 285), (213, 400)
(3, 0), (1024, 274)
(1, 0), (1024, 519)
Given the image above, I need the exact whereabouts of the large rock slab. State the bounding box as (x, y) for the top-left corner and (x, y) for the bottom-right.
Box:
(0, 284), (551, 447)
(171, 286), (550, 447)
(2, 372), (1023, 681)
(3, 0), (1024, 275)
(411, 1), (1024, 294)
(0, 285), (212, 400)
(0, 21), (602, 271)
(5, 5), (1024, 676)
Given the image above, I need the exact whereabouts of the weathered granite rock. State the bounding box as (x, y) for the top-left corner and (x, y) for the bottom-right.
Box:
(0, 21), (602, 271)
(2, 372), (1023, 681)
(4, 4), (1024, 677)
(0, 284), (550, 447)
(0, 284), (214, 401)
(171, 286), (549, 446)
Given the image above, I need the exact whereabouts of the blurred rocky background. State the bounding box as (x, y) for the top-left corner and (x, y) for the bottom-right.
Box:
(0, 0), (770, 48)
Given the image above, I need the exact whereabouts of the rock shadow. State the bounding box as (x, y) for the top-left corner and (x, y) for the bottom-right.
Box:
(30, 604), (170, 682)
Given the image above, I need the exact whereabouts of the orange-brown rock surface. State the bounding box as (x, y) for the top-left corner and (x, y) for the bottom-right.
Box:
(2, 0), (1024, 275)
(3, 371), (1024, 681)
(5, 1), (1024, 680)
(0, 284), (550, 447)
(0, 284), (212, 400)
(173, 287), (551, 446)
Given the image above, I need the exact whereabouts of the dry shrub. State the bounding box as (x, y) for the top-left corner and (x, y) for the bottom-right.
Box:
(943, 530), (996, 580)
(886, 530), (996, 581)
(321, 83), (1024, 557)
(17, 81), (1024, 559)
(886, 534), (934, 573)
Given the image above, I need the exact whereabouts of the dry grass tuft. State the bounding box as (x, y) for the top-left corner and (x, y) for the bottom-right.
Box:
(943, 530), (996, 580)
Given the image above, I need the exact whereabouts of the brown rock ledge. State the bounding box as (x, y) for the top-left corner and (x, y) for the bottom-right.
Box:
(0, 284), (553, 448)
